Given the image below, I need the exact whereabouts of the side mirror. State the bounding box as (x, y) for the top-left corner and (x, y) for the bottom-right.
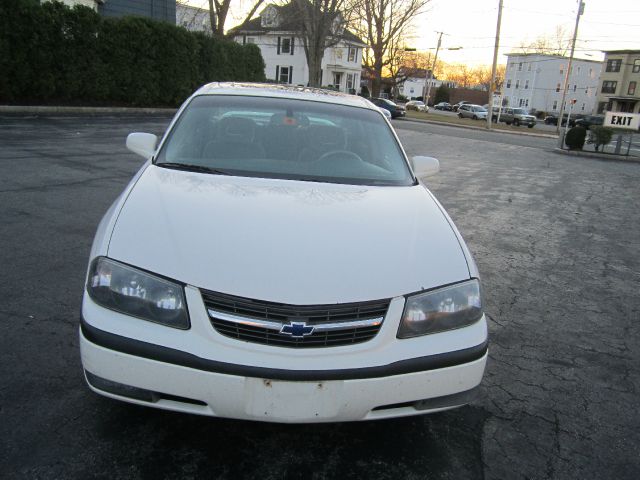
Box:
(411, 156), (440, 177)
(126, 132), (158, 159)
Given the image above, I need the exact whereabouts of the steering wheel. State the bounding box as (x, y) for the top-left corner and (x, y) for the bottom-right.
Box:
(317, 150), (364, 165)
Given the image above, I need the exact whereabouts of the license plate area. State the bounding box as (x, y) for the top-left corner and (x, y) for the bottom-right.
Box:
(243, 378), (344, 421)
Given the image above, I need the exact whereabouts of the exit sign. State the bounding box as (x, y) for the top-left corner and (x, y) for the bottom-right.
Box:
(604, 112), (640, 130)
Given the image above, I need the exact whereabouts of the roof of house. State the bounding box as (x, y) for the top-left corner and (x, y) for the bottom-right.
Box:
(504, 52), (602, 63)
(602, 50), (640, 55)
(228, 2), (365, 46)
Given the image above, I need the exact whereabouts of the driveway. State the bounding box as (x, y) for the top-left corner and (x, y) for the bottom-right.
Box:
(1, 114), (639, 479)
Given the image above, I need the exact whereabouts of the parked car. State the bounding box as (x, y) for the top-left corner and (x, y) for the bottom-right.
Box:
(544, 113), (582, 127)
(452, 101), (471, 112)
(80, 83), (488, 423)
(405, 100), (429, 112)
(574, 115), (604, 130)
(370, 98), (406, 118)
(378, 107), (392, 120)
(434, 102), (453, 111)
(499, 108), (537, 128)
(457, 104), (488, 120)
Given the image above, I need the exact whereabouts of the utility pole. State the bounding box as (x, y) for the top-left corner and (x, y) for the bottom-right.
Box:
(424, 32), (444, 107)
(487, 0), (503, 130)
(423, 52), (432, 100)
(557, 0), (585, 140)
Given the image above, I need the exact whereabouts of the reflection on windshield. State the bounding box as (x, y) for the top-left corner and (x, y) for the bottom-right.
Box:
(155, 95), (414, 187)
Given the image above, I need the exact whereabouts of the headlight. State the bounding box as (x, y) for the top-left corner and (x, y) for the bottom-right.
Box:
(398, 279), (482, 338)
(87, 257), (189, 329)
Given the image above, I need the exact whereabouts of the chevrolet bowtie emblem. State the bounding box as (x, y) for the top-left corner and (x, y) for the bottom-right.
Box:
(280, 322), (314, 338)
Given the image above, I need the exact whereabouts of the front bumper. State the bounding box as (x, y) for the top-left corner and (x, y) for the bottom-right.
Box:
(80, 287), (488, 423)
(80, 324), (487, 423)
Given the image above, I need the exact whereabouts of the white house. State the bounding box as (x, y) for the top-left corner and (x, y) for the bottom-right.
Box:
(399, 72), (456, 100)
(230, 3), (365, 92)
(504, 53), (602, 114)
(176, 4), (212, 34)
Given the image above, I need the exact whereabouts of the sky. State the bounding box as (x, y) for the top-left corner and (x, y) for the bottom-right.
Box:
(410, 0), (640, 65)
(189, 0), (640, 66)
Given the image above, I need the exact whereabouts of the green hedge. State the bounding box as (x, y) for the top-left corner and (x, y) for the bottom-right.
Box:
(0, 0), (265, 106)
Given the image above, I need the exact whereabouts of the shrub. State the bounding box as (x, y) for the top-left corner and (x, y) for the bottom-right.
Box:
(0, 0), (265, 106)
(565, 126), (587, 150)
(590, 126), (614, 152)
(434, 84), (450, 104)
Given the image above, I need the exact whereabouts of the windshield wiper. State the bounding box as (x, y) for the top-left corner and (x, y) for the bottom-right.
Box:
(156, 162), (231, 175)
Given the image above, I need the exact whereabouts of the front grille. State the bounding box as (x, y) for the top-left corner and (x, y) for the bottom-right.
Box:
(201, 290), (389, 348)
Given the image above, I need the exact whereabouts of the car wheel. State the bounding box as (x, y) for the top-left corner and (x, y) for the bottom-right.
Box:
(527, 124), (534, 129)
(458, 113), (462, 118)
(506, 121), (511, 125)
(472, 115), (477, 120)
(514, 119), (520, 126)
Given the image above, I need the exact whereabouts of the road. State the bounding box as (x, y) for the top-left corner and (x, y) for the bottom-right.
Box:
(1, 114), (639, 479)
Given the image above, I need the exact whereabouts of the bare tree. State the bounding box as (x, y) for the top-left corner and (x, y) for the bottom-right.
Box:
(291, 0), (353, 87)
(351, 0), (430, 97)
(207, 0), (267, 37)
(517, 25), (571, 56)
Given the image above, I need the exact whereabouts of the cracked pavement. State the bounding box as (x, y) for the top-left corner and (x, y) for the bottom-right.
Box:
(0, 114), (638, 479)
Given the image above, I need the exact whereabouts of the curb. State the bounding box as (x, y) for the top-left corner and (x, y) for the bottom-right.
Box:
(0, 105), (177, 115)
(552, 148), (640, 163)
(398, 116), (558, 139)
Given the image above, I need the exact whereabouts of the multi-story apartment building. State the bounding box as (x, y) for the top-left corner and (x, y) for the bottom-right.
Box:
(503, 53), (602, 114)
(595, 50), (640, 114)
(230, 3), (365, 92)
(47, 0), (176, 23)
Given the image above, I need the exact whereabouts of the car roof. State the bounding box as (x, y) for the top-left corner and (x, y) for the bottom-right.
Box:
(193, 82), (378, 111)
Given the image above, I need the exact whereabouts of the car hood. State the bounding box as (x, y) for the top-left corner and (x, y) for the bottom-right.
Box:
(107, 166), (470, 304)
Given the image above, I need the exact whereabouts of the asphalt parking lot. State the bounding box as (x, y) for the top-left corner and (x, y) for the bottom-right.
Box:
(1, 114), (639, 479)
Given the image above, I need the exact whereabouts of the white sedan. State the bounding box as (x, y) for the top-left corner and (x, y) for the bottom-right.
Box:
(80, 83), (488, 423)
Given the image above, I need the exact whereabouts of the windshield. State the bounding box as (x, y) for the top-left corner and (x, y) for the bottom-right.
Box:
(156, 95), (414, 186)
(513, 109), (528, 115)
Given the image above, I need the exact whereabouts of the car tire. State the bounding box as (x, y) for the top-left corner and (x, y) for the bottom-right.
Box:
(506, 121), (511, 125)
(458, 113), (462, 118)
(514, 119), (520, 126)
(527, 124), (534, 128)
(472, 115), (477, 120)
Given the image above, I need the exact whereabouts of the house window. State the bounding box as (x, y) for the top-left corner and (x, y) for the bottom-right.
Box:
(577, 66), (581, 74)
(276, 65), (292, 84)
(525, 99), (529, 107)
(606, 59), (621, 72)
(556, 83), (561, 93)
(573, 84), (576, 92)
(348, 47), (357, 62)
(589, 68), (593, 77)
(560, 65), (564, 75)
(518, 62), (522, 71)
(633, 60), (640, 73)
(515, 79), (520, 89)
(601, 81), (617, 94)
(553, 100), (558, 110)
(278, 37), (294, 55)
(346, 73), (354, 91)
(629, 81), (637, 96)
(581, 103), (585, 111)
(527, 63), (531, 71)
(524, 80), (529, 89)
(506, 78), (511, 88)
